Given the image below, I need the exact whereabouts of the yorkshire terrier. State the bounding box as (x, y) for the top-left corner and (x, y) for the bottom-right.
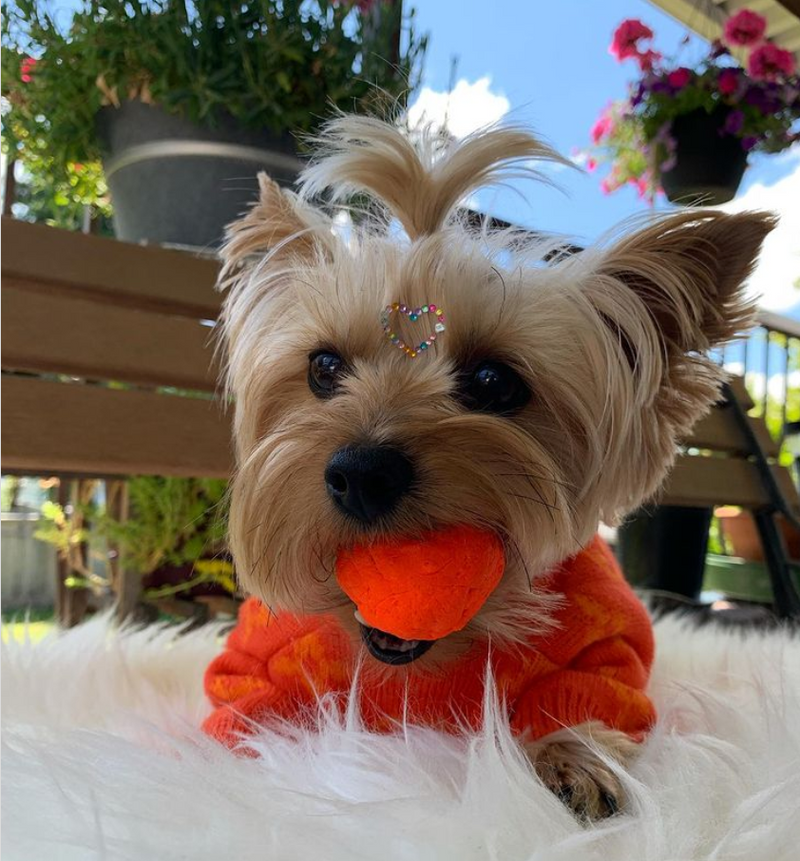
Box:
(205, 114), (774, 820)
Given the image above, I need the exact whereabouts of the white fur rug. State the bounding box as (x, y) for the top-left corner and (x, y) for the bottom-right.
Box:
(2, 612), (799, 861)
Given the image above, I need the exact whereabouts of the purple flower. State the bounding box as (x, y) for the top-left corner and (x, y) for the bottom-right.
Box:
(650, 80), (673, 95)
(723, 109), (745, 135)
(744, 86), (777, 114)
(742, 135), (759, 151)
(631, 82), (646, 107)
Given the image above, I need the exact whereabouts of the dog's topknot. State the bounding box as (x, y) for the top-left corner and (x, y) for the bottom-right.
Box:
(298, 114), (570, 239)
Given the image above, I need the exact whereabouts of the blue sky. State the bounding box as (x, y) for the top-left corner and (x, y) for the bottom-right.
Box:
(406, 0), (800, 316)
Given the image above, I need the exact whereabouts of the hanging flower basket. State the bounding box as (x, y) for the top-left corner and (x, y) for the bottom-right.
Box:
(660, 105), (748, 205)
(584, 9), (799, 205)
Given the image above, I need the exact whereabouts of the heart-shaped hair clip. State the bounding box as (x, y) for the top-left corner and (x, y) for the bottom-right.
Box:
(380, 303), (446, 359)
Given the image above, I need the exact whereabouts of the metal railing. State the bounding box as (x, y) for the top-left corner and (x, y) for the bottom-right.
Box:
(720, 310), (800, 447)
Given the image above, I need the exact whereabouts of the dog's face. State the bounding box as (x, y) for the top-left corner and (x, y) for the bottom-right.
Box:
(219, 116), (773, 665)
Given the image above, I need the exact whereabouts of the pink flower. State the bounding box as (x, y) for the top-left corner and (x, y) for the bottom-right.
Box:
(600, 170), (624, 195)
(610, 19), (654, 62)
(667, 67), (692, 89)
(586, 157), (597, 172)
(723, 9), (767, 48)
(717, 68), (740, 96)
(637, 49), (662, 73)
(20, 56), (37, 83)
(635, 177), (649, 199)
(590, 113), (614, 144)
(748, 42), (796, 81)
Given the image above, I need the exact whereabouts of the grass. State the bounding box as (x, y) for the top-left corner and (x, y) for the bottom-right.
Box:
(1, 607), (56, 644)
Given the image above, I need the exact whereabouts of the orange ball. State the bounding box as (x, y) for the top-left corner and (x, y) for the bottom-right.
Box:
(336, 525), (505, 641)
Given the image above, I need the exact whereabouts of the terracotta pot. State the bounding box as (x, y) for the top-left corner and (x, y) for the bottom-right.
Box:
(717, 509), (800, 561)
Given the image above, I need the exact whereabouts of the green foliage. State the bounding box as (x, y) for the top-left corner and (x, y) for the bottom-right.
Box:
(97, 477), (229, 576)
(2, 0), (427, 207)
(1, 477), (20, 512)
(35, 477), (230, 582)
(142, 558), (236, 599)
(10, 159), (113, 231)
(34, 499), (91, 557)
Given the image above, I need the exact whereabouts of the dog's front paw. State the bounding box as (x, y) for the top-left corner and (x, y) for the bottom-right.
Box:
(525, 723), (637, 821)
(534, 747), (623, 820)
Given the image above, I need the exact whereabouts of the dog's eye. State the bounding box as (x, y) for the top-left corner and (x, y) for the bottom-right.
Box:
(459, 361), (531, 415)
(309, 351), (346, 398)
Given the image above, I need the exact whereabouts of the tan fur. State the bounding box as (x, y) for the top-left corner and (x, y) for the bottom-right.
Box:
(300, 114), (572, 239)
(217, 114), (774, 817)
(524, 722), (639, 819)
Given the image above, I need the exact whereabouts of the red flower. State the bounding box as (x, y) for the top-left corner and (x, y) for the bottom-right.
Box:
(748, 42), (796, 82)
(723, 9), (767, 48)
(610, 19), (654, 62)
(20, 56), (37, 83)
(637, 49), (662, 73)
(667, 67), (692, 89)
(717, 68), (740, 96)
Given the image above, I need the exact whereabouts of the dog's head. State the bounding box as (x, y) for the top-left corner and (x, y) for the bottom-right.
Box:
(218, 115), (773, 665)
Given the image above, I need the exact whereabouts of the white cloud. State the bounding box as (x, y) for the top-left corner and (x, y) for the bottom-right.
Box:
(719, 147), (800, 312)
(408, 77), (510, 140)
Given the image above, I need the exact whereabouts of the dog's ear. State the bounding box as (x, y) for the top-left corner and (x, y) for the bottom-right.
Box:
(594, 210), (775, 357)
(577, 210), (775, 523)
(219, 173), (333, 282)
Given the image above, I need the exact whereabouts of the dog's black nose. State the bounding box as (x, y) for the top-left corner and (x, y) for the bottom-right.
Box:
(325, 445), (414, 524)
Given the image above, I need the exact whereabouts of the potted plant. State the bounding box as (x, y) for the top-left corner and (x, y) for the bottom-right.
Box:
(36, 476), (238, 622)
(2, 1), (426, 247)
(586, 10), (799, 205)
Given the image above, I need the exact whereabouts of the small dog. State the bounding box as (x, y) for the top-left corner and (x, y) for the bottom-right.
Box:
(206, 114), (774, 819)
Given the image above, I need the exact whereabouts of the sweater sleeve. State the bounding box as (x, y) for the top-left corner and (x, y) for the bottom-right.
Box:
(202, 598), (352, 747)
(510, 537), (656, 742)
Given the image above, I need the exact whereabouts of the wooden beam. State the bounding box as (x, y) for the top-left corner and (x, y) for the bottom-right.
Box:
(662, 455), (800, 511)
(773, 0), (800, 19)
(1, 377), (233, 478)
(1, 218), (221, 318)
(2, 282), (219, 391)
(687, 408), (780, 457)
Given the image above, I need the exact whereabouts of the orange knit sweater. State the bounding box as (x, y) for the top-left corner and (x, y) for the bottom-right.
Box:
(203, 536), (656, 746)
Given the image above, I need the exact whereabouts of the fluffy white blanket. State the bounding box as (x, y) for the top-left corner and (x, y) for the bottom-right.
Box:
(2, 612), (799, 861)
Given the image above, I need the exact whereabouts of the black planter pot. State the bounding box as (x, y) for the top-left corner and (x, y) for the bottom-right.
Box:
(617, 505), (713, 599)
(660, 106), (748, 206)
(96, 102), (304, 249)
